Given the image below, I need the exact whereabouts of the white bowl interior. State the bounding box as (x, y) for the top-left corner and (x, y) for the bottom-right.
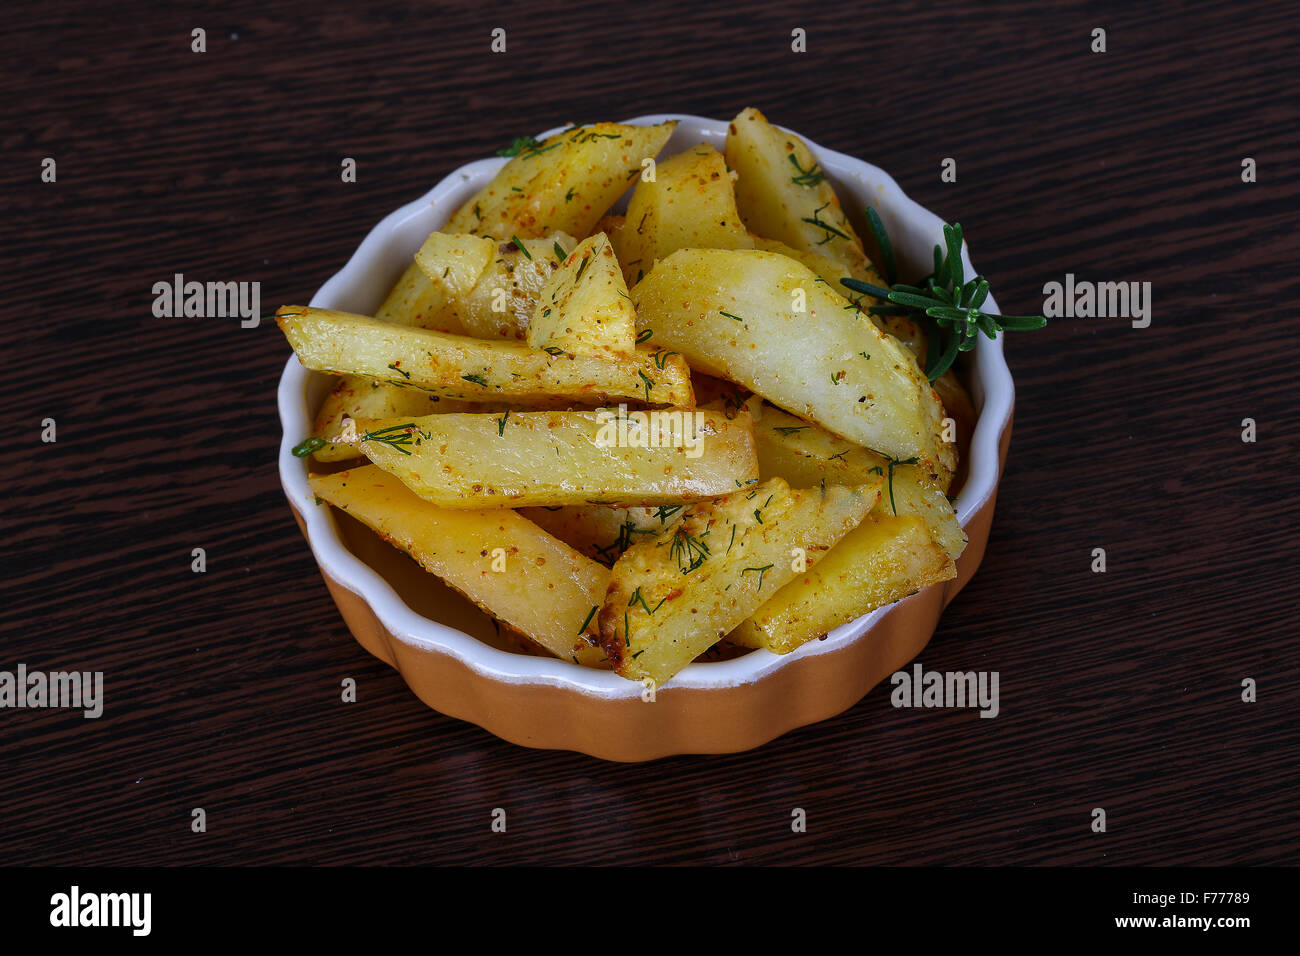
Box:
(278, 114), (1013, 697)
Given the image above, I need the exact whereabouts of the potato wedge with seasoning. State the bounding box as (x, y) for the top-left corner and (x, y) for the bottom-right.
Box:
(631, 248), (954, 478)
(309, 467), (607, 665)
(308, 257), (471, 462)
(725, 106), (870, 280)
(527, 233), (637, 356)
(444, 121), (677, 239)
(744, 400), (966, 559)
(608, 142), (753, 286)
(519, 504), (685, 565)
(597, 477), (878, 687)
(732, 513), (955, 654)
(340, 408), (757, 509)
(417, 232), (577, 342)
(277, 306), (693, 406)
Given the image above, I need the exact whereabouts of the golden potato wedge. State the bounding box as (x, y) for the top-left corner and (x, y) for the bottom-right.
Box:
(519, 504), (684, 564)
(375, 260), (465, 331)
(420, 233), (576, 341)
(726, 106), (869, 279)
(309, 258), (473, 462)
(745, 401), (965, 558)
(308, 467), (606, 665)
(343, 408), (757, 508)
(277, 307), (693, 405)
(751, 232), (939, 366)
(732, 513), (956, 654)
(527, 233), (636, 356)
(414, 232), (497, 298)
(597, 477), (877, 686)
(444, 121), (676, 239)
(609, 142), (753, 286)
(630, 248), (954, 477)
(309, 378), (481, 463)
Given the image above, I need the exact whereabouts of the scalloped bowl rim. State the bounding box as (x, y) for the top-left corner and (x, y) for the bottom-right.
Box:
(277, 112), (1012, 698)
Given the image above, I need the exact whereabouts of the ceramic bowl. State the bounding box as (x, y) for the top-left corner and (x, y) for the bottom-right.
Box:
(277, 113), (1014, 761)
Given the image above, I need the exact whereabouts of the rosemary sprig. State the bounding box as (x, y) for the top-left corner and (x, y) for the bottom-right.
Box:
(841, 219), (1047, 381)
(292, 437), (327, 457)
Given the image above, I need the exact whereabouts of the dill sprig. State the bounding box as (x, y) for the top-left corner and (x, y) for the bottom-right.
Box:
(842, 218), (1047, 381)
(497, 136), (546, 157)
(802, 202), (850, 244)
(789, 153), (827, 186)
(653, 349), (677, 370)
(669, 526), (710, 574)
(361, 422), (425, 456)
(654, 505), (683, 525)
(628, 586), (668, 616)
(885, 455), (919, 515)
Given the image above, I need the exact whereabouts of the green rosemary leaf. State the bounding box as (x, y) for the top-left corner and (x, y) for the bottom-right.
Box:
(292, 437), (327, 457)
(865, 207), (897, 285)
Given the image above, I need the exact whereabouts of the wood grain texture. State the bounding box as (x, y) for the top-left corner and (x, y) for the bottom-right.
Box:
(0, 0), (1296, 866)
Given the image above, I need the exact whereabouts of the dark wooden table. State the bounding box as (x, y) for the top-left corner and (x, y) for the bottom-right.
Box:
(2, 0), (1296, 866)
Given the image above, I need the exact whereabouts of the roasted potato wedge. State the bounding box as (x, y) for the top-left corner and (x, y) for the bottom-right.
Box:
(732, 513), (956, 654)
(418, 232), (577, 342)
(444, 121), (676, 238)
(725, 106), (870, 279)
(743, 401), (965, 558)
(527, 233), (636, 356)
(278, 307), (693, 406)
(597, 477), (877, 686)
(631, 248), (955, 478)
(609, 142), (753, 286)
(309, 259), (470, 461)
(519, 504), (684, 565)
(309, 467), (607, 665)
(342, 408), (757, 508)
